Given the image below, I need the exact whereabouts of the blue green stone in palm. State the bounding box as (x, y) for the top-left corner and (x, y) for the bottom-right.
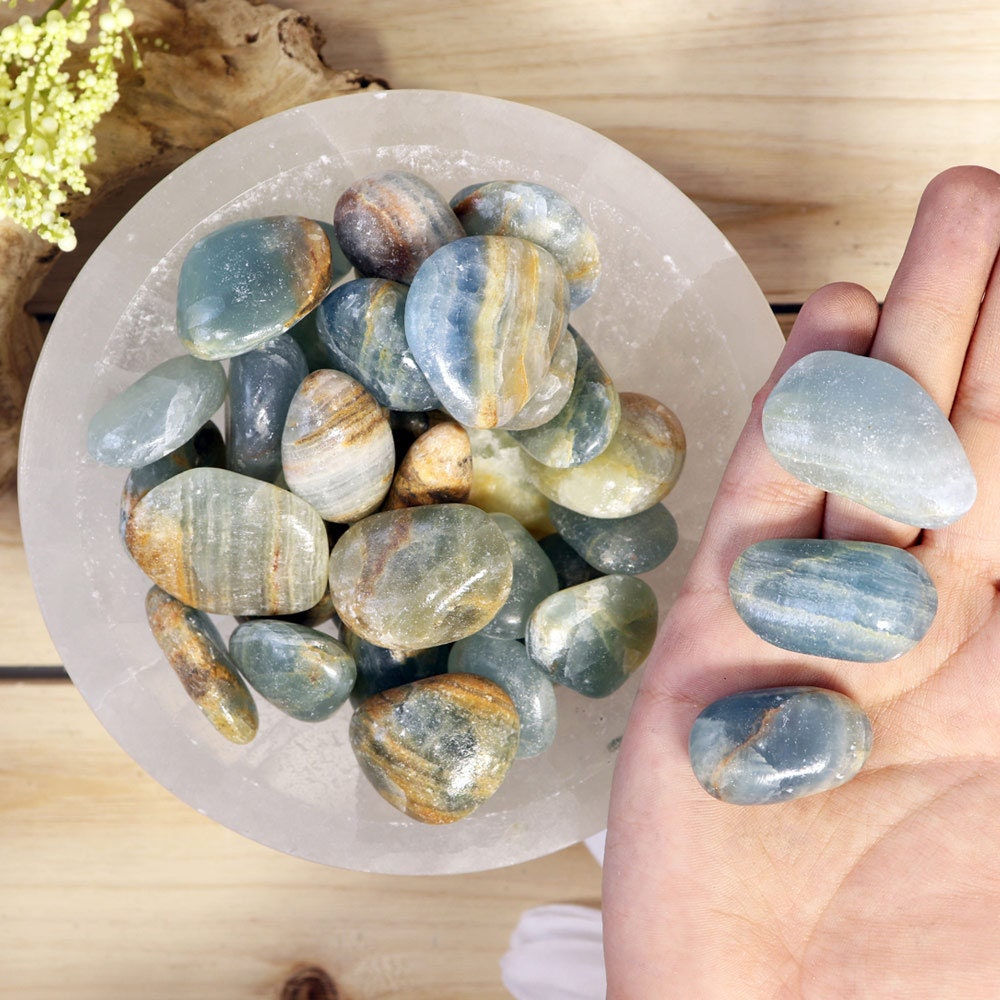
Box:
(526, 574), (658, 698)
(762, 350), (976, 527)
(448, 633), (558, 758)
(177, 216), (335, 360)
(548, 502), (678, 575)
(729, 538), (937, 662)
(537, 533), (604, 589)
(228, 620), (356, 722)
(88, 355), (227, 468)
(689, 686), (873, 805)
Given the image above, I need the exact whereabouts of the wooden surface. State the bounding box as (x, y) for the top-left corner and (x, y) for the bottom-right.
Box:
(3, 1), (999, 997)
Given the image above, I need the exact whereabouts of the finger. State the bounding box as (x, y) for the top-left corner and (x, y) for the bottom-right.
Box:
(823, 166), (1000, 547)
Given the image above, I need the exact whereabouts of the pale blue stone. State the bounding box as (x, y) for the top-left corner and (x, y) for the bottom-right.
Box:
(341, 623), (449, 707)
(689, 686), (873, 805)
(537, 534), (604, 589)
(548, 501), (678, 575)
(448, 634), (557, 757)
(729, 538), (937, 662)
(88, 355), (227, 467)
(762, 350), (977, 527)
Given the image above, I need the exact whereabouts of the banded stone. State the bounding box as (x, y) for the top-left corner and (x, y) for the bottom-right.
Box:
(502, 326), (579, 432)
(383, 420), (472, 510)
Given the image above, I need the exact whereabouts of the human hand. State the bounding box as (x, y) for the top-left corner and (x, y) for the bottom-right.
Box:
(603, 165), (1000, 999)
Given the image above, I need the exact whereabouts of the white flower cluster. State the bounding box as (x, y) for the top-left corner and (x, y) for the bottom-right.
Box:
(0, 0), (138, 251)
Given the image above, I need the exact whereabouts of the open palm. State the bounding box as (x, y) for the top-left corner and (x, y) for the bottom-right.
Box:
(603, 166), (1000, 999)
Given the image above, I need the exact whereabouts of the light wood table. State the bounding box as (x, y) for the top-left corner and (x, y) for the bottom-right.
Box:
(3, 2), (998, 996)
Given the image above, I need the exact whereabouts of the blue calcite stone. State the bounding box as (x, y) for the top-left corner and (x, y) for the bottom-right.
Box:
(480, 513), (559, 639)
(287, 310), (336, 372)
(88, 354), (227, 468)
(334, 171), (465, 284)
(451, 180), (601, 310)
(317, 277), (439, 411)
(228, 620), (356, 722)
(404, 235), (570, 428)
(510, 327), (620, 468)
(537, 533), (604, 589)
(549, 501), (678, 575)
(448, 634), (558, 758)
(227, 334), (309, 482)
(177, 216), (335, 360)
(729, 538), (937, 662)
(762, 350), (977, 527)
(341, 624), (450, 707)
(526, 574), (658, 698)
(689, 686), (873, 805)
(502, 327), (578, 432)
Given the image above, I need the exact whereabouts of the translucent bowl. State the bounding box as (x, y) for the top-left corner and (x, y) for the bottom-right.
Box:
(19, 90), (783, 874)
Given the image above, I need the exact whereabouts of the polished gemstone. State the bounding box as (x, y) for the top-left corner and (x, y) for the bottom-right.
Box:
(281, 369), (395, 522)
(548, 501), (678, 575)
(349, 673), (520, 824)
(525, 392), (685, 518)
(448, 634), (558, 758)
(145, 585), (258, 744)
(404, 235), (570, 428)
(383, 420), (472, 510)
(502, 326), (578, 431)
(287, 309), (335, 371)
(228, 620), (356, 722)
(689, 685), (873, 805)
(334, 170), (465, 284)
(88, 354), (226, 468)
(329, 504), (514, 649)
(237, 587), (336, 629)
(125, 468), (328, 616)
(317, 278), (439, 410)
(227, 334), (309, 483)
(762, 350), (977, 527)
(451, 180), (601, 309)
(729, 538), (937, 662)
(176, 215), (334, 360)
(480, 514), (559, 639)
(526, 574), (658, 698)
(537, 533), (604, 589)
(341, 623), (450, 706)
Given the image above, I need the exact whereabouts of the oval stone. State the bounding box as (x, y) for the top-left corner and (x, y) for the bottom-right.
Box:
(177, 215), (334, 360)
(227, 334), (309, 483)
(404, 235), (570, 428)
(525, 392), (685, 518)
(537, 533), (605, 589)
(317, 278), (440, 411)
(525, 574), (658, 698)
(762, 350), (977, 527)
(502, 326), (579, 432)
(329, 504), (514, 649)
(451, 180), (601, 310)
(88, 354), (227, 468)
(145, 585), (258, 744)
(448, 634), (558, 758)
(350, 673), (520, 824)
(689, 686), (873, 805)
(281, 369), (395, 522)
(383, 420), (472, 510)
(228, 620), (356, 722)
(125, 467), (328, 616)
(341, 624), (450, 707)
(729, 538), (937, 662)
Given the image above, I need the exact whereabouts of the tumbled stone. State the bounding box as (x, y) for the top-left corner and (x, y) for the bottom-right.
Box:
(228, 620), (356, 722)
(525, 392), (685, 518)
(537, 533), (604, 589)
(281, 369), (395, 522)
(227, 334), (309, 483)
(177, 216), (334, 360)
(762, 350), (977, 527)
(480, 514), (559, 639)
(317, 278), (440, 411)
(88, 354), (227, 468)
(383, 421), (472, 510)
(341, 623), (450, 706)
(349, 673), (520, 824)
(404, 235), (570, 428)
(125, 468), (328, 616)
(334, 171), (465, 284)
(329, 504), (514, 649)
(689, 685), (873, 805)
(502, 326), (579, 431)
(448, 634), (558, 758)
(287, 309), (335, 371)
(236, 587), (336, 629)
(729, 538), (937, 662)
(451, 180), (601, 310)
(510, 328), (620, 467)
(145, 585), (258, 744)
(548, 501), (678, 575)
(526, 574), (658, 698)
